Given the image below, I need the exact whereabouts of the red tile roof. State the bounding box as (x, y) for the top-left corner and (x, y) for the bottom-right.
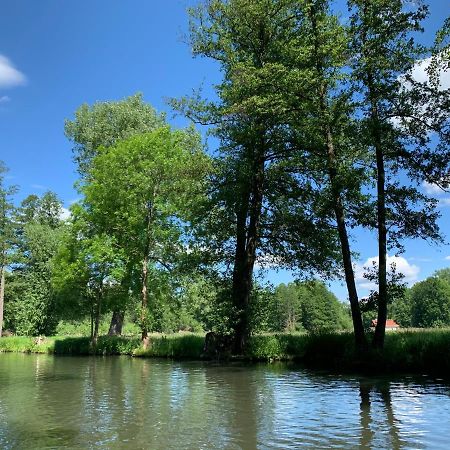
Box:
(371, 319), (399, 328)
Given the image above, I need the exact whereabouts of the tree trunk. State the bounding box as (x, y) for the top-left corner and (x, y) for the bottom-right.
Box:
(92, 290), (103, 348)
(231, 186), (250, 352)
(325, 127), (367, 353)
(141, 255), (149, 344)
(140, 197), (154, 347)
(372, 101), (388, 350)
(311, 6), (366, 353)
(108, 310), (125, 336)
(108, 267), (131, 336)
(232, 154), (265, 354)
(0, 267), (4, 338)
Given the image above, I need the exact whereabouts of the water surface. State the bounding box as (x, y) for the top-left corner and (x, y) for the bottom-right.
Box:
(0, 353), (449, 449)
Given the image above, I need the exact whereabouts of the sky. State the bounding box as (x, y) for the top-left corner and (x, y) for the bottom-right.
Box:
(0, 0), (449, 301)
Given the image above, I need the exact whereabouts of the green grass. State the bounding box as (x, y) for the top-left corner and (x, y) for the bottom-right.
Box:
(133, 333), (205, 358)
(1, 329), (450, 374)
(0, 336), (55, 354)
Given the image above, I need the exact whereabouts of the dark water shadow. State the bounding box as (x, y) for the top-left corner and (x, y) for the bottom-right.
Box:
(359, 379), (403, 450)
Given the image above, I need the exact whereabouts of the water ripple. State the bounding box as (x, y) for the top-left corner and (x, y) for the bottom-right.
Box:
(0, 355), (449, 449)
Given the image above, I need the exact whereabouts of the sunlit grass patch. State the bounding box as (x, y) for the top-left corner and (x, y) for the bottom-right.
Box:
(133, 333), (205, 358)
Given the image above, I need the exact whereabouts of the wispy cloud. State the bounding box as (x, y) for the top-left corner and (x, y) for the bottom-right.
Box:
(30, 183), (47, 190)
(439, 198), (450, 207)
(422, 180), (446, 196)
(0, 95), (10, 103)
(445, 256), (450, 261)
(409, 257), (432, 263)
(0, 55), (26, 88)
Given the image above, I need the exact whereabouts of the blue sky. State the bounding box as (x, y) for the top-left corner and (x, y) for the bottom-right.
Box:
(0, 0), (449, 300)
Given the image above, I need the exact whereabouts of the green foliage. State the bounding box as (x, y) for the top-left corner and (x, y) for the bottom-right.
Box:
(410, 276), (450, 327)
(249, 283), (280, 333)
(65, 93), (165, 175)
(247, 333), (307, 360)
(271, 281), (351, 333)
(133, 333), (205, 358)
(81, 125), (210, 338)
(5, 192), (66, 336)
(0, 161), (17, 269)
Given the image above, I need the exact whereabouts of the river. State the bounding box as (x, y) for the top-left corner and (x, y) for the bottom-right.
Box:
(0, 353), (449, 449)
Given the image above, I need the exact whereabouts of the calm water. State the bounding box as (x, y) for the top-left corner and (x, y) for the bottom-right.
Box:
(0, 354), (449, 449)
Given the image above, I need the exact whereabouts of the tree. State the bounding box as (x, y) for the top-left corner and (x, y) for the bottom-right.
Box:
(82, 126), (210, 344)
(274, 283), (302, 332)
(410, 276), (450, 327)
(349, 0), (450, 348)
(181, 0), (341, 353)
(6, 192), (65, 336)
(275, 0), (370, 350)
(65, 93), (165, 176)
(0, 162), (17, 338)
(299, 281), (352, 332)
(65, 93), (166, 334)
(360, 261), (408, 329)
(52, 210), (125, 345)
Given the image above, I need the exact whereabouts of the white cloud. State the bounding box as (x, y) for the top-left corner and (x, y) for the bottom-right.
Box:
(410, 56), (450, 91)
(0, 55), (26, 88)
(0, 95), (10, 103)
(392, 56), (450, 129)
(255, 254), (284, 270)
(439, 198), (450, 207)
(60, 207), (71, 221)
(355, 254), (420, 290)
(445, 256), (450, 261)
(422, 180), (446, 196)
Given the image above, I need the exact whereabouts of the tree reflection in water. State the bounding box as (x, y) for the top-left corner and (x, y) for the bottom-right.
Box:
(359, 380), (403, 449)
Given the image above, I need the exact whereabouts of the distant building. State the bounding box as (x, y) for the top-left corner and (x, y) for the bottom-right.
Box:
(371, 319), (400, 331)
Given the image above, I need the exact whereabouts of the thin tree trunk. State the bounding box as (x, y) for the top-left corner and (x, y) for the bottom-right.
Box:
(141, 255), (149, 344)
(92, 289), (103, 348)
(109, 260), (133, 336)
(90, 297), (94, 342)
(140, 197), (155, 347)
(371, 100), (388, 350)
(108, 310), (125, 336)
(311, 5), (366, 353)
(325, 126), (367, 352)
(0, 267), (4, 338)
(359, 4), (388, 350)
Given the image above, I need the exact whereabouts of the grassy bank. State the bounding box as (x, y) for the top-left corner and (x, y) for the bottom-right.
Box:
(1, 329), (450, 374)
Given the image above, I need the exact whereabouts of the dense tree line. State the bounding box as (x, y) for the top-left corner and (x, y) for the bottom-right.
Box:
(0, 0), (449, 354)
(391, 269), (450, 328)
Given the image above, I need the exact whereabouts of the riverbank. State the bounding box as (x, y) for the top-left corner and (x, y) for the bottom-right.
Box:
(1, 329), (450, 374)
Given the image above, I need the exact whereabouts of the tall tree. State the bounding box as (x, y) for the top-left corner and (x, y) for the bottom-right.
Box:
(181, 0), (341, 353)
(82, 126), (210, 345)
(349, 0), (450, 348)
(277, 0), (369, 350)
(7, 192), (65, 336)
(0, 162), (17, 338)
(65, 93), (165, 334)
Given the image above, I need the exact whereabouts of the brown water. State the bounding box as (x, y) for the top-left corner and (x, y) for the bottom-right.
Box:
(0, 353), (449, 449)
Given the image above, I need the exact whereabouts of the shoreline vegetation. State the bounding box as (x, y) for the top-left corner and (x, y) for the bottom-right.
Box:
(1, 329), (450, 375)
